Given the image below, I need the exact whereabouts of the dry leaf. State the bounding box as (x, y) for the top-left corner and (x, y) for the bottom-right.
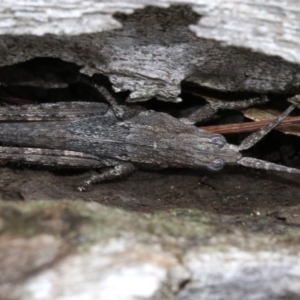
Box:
(242, 108), (300, 137)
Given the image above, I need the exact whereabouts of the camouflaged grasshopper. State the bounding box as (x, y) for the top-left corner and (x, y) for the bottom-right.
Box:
(0, 84), (299, 191)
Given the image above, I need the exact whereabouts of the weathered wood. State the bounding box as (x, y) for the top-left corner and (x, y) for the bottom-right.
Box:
(1, 201), (300, 300)
(1, 2), (300, 300)
(1, 0), (300, 66)
(191, 0), (300, 65)
(0, 3), (299, 102)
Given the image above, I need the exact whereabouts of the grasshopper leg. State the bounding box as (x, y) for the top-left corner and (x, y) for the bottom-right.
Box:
(0, 146), (106, 168)
(0, 102), (109, 122)
(78, 162), (136, 191)
(181, 96), (269, 124)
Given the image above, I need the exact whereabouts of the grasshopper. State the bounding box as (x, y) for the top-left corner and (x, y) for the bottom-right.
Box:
(0, 84), (299, 191)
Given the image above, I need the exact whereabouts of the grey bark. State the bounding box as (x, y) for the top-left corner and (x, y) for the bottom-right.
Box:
(1, 0), (300, 67)
(0, 2), (299, 102)
(1, 201), (300, 300)
(1, 2), (300, 300)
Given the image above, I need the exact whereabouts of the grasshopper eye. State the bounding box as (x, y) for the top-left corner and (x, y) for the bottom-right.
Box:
(210, 135), (226, 148)
(206, 159), (224, 171)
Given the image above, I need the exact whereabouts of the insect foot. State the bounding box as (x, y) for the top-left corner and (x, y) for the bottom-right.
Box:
(77, 186), (86, 192)
(287, 94), (300, 109)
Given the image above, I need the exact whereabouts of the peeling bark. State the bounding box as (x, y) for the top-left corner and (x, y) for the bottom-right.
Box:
(1, 0), (300, 67)
(1, 2), (300, 299)
(0, 4), (299, 102)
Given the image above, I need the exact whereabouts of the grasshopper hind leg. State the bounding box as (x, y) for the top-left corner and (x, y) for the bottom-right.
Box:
(0, 146), (136, 190)
(0, 146), (106, 168)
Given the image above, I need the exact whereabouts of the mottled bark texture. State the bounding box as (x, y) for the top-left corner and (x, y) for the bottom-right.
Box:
(1, 2), (300, 300)
(1, 1), (299, 64)
(0, 2), (299, 103)
(1, 201), (300, 300)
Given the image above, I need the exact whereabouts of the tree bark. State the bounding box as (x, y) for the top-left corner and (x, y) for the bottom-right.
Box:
(0, 1), (299, 102)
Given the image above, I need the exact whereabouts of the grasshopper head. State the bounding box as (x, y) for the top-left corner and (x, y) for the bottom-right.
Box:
(177, 133), (241, 170)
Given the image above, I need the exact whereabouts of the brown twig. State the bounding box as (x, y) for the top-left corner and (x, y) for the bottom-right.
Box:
(200, 116), (300, 134)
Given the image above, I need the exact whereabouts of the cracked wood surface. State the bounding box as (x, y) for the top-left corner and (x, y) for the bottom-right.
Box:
(1, 3), (300, 299)
(0, 3), (299, 102)
(1, 0), (299, 64)
(1, 199), (300, 300)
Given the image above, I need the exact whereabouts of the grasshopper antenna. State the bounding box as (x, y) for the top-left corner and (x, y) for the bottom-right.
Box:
(237, 157), (300, 175)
